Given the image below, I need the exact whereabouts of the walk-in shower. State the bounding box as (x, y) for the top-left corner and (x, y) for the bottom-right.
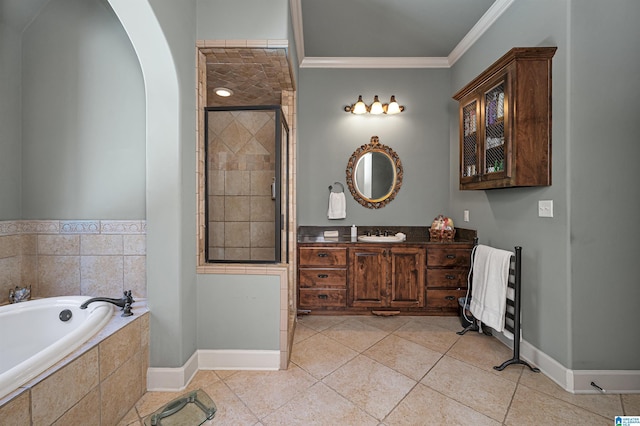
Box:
(204, 106), (289, 263)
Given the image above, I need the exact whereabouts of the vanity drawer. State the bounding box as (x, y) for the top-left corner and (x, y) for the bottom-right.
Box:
(426, 289), (466, 309)
(299, 289), (347, 308)
(299, 247), (347, 267)
(426, 269), (468, 288)
(427, 248), (471, 268)
(299, 269), (347, 288)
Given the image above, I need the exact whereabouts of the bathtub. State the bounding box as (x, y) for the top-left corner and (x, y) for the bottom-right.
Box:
(0, 296), (113, 400)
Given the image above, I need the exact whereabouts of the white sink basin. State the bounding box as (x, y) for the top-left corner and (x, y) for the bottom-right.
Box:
(357, 233), (406, 243)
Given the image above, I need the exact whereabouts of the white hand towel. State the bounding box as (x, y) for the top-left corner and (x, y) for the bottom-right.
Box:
(469, 245), (512, 332)
(327, 192), (346, 220)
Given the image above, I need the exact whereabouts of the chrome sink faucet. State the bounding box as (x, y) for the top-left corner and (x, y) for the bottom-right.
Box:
(80, 290), (135, 316)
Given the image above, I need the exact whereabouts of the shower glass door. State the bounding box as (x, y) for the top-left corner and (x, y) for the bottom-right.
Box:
(204, 106), (288, 263)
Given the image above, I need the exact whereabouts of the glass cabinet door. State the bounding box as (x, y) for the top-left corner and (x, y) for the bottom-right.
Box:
(461, 100), (478, 179)
(483, 82), (505, 175)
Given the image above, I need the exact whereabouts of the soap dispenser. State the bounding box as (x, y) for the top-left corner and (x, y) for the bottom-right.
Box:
(351, 224), (358, 238)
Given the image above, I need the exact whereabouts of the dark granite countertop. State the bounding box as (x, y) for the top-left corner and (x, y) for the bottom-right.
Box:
(297, 226), (476, 245)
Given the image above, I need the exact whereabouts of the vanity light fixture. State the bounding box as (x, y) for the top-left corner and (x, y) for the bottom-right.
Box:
(214, 87), (234, 97)
(344, 95), (405, 115)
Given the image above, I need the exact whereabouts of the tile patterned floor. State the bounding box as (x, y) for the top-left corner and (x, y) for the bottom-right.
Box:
(120, 315), (639, 425)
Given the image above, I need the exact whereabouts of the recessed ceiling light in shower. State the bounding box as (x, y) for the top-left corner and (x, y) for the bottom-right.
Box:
(214, 87), (234, 97)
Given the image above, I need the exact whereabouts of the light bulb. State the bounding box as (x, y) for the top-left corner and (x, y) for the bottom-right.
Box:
(369, 95), (384, 115)
(214, 87), (233, 97)
(386, 95), (402, 114)
(352, 95), (367, 114)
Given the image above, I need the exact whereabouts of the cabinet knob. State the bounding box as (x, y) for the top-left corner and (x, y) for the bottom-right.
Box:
(446, 254), (456, 259)
(444, 295), (456, 301)
(317, 274), (329, 278)
(445, 274), (455, 280)
(317, 253), (328, 257)
(318, 294), (328, 299)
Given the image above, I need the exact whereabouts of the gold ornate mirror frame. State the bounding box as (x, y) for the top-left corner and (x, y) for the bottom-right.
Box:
(346, 136), (403, 209)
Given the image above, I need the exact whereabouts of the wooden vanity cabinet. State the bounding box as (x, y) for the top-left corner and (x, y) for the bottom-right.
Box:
(349, 246), (425, 309)
(453, 47), (556, 190)
(297, 238), (473, 314)
(426, 244), (473, 312)
(298, 247), (347, 310)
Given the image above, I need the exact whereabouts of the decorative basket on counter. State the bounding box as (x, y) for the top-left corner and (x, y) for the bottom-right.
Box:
(429, 228), (456, 242)
(429, 215), (456, 242)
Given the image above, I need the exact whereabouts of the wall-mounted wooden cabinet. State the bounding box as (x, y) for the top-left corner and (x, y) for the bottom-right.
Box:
(453, 47), (556, 190)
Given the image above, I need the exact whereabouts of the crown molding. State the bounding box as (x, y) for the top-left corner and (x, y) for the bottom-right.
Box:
(289, 0), (305, 65)
(290, 0), (514, 69)
(448, 0), (515, 66)
(300, 56), (450, 69)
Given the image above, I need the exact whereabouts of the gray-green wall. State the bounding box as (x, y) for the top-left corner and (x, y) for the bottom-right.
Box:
(449, 0), (571, 367)
(568, 1), (640, 370)
(20, 0), (146, 220)
(0, 19), (22, 219)
(453, 0), (639, 370)
(297, 68), (451, 226)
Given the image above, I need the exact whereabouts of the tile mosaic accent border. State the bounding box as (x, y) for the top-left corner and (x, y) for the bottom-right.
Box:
(0, 220), (146, 236)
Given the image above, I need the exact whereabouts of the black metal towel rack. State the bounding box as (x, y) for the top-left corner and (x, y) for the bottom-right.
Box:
(458, 245), (539, 373)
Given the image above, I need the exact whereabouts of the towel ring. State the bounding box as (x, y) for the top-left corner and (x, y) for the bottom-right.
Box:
(329, 182), (344, 193)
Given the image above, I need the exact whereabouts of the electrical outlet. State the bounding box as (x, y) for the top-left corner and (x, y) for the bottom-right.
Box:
(538, 200), (553, 217)
(463, 210), (469, 222)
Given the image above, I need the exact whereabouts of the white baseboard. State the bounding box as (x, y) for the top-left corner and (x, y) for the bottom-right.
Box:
(146, 350), (280, 391)
(198, 349), (280, 371)
(146, 350), (199, 392)
(570, 370), (640, 394)
(494, 333), (640, 393)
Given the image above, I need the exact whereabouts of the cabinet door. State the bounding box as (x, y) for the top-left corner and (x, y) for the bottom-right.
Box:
(349, 247), (386, 307)
(460, 97), (480, 183)
(481, 77), (509, 182)
(389, 248), (425, 308)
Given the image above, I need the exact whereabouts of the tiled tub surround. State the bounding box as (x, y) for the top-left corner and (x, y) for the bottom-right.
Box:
(0, 301), (149, 425)
(0, 220), (146, 302)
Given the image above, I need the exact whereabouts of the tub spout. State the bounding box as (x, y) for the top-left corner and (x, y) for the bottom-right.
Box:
(80, 290), (134, 316)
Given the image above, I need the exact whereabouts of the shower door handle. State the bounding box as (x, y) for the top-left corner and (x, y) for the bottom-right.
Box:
(271, 178), (276, 200)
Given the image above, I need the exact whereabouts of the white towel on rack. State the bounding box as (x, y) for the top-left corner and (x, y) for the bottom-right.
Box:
(327, 192), (346, 219)
(469, 245), (512, 332)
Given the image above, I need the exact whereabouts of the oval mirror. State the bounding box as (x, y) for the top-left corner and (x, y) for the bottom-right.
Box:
(346, 136), (403, 209)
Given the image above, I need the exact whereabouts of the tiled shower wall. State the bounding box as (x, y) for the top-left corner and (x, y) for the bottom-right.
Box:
(0, 220), (146, 303)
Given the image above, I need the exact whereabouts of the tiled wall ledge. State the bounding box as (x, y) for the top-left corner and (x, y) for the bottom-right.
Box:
(0, 220), (146, 302)
(0, 302), (149, 425)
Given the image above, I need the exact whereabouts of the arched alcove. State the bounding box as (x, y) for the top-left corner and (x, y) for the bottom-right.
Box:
(107, 0), (190, 369)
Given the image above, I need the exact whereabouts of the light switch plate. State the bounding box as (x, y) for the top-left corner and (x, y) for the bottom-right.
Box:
(463, 210), (469, 222)
(538, 200), (553, 217)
